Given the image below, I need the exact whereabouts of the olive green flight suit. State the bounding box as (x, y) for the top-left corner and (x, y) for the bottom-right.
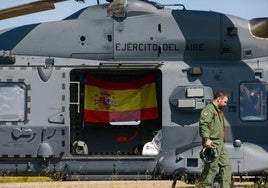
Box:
(199, 103), (232, 188)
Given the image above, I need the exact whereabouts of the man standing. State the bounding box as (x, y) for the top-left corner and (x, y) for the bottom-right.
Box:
(199, 91), (232, 188)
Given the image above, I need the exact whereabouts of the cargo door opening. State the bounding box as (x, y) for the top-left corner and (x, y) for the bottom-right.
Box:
(70, 69), (162, 155)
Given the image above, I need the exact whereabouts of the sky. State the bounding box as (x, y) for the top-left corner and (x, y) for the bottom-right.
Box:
(0, 0), (267, 30)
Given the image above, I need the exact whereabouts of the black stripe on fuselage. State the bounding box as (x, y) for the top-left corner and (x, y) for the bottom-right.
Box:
(0, 23), (38, 50)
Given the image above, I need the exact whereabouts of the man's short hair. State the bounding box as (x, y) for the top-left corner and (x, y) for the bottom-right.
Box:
(214, 91), (230, 99)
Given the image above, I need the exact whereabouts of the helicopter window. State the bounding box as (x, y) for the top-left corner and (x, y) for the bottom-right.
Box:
(0, 83), (27, 122)
(249, 18), (268, 38)
(240, 82), (267, 121)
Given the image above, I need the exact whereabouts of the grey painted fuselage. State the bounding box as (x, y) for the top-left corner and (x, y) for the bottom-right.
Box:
(0, 0), (268, 180)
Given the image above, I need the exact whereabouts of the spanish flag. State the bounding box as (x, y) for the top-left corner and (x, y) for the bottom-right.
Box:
(83, 73), (159, 123)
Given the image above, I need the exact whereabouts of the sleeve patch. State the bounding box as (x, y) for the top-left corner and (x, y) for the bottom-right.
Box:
(203, 111), (209, 116)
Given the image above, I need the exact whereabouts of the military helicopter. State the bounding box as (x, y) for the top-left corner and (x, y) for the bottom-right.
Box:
(0, 0), (268, 183)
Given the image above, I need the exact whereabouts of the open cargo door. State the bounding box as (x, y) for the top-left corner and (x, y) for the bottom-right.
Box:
(70, 68), (162, 156)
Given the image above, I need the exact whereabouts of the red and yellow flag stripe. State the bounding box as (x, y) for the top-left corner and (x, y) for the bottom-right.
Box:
(83, 73), (159, 123)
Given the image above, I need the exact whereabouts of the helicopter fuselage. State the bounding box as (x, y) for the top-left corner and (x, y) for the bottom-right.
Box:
(0, 0), (268, 181)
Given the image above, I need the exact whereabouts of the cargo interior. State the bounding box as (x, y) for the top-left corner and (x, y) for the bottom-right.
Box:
(70, 69), (162, 155)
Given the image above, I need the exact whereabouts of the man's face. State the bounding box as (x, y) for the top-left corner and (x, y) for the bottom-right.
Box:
(218, 96), (228, 108)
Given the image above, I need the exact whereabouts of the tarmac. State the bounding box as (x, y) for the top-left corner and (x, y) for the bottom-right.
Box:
(0, 180), (190, 188)
(0, 180), (256, 188)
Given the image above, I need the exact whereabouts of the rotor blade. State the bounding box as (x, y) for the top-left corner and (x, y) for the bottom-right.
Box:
(250, 18), (268, 38)
(0, 0), (67, 20)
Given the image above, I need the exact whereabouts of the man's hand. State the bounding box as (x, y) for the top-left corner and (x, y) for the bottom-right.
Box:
(205, 139), (213, 148)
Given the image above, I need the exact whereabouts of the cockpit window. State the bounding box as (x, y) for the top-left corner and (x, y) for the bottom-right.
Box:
(0, 83), (27, 122)
(249, 18), (268, 38)
(240, 82), (267, 121)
